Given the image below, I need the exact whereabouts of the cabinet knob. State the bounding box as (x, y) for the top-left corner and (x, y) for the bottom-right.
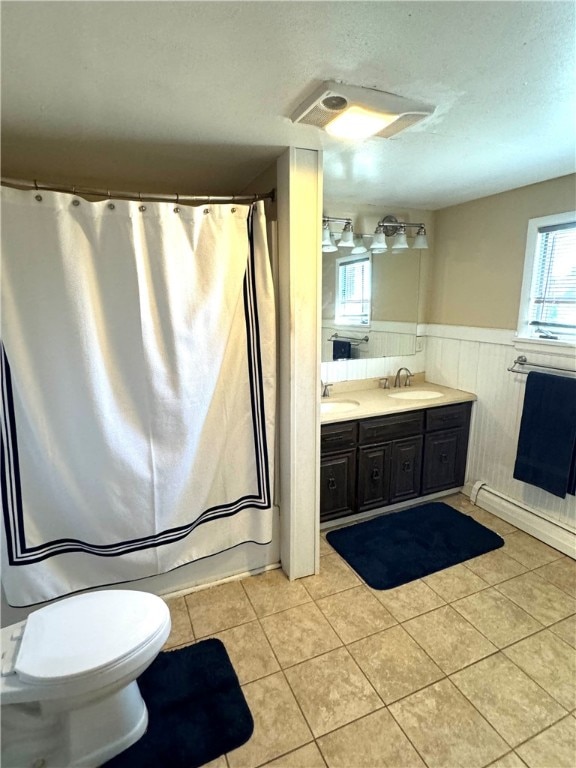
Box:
(371, 468), (381, 481)
(402, 460), (412, 472)
(440, 453), (449, 464)
(328, 477), (337, 491)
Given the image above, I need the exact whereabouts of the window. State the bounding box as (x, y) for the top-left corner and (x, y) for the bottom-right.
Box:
(517, 211), (576, 344)
(335, 254), (371, 326)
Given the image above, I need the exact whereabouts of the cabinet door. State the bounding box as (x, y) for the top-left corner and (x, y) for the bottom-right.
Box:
(390, 436), (423, 503)
(320, 450), (356, 523)
(422, 428), (465, 494)
(358, 443), (391, 511)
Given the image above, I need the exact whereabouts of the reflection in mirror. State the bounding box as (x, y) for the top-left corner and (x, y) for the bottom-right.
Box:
(322, 240), (421, 363)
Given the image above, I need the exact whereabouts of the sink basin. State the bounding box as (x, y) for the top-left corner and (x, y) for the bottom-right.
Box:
(321, 399), (360, 414)
(389, 390), (443, 400)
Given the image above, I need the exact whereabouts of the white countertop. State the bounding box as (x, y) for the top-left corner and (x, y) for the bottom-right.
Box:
(320, 381), (476, 425)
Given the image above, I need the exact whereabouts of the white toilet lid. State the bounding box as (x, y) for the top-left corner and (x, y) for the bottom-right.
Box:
(15, 590), (169, 684)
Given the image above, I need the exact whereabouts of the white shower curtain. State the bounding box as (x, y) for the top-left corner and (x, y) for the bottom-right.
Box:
(1, 187), (275, 605)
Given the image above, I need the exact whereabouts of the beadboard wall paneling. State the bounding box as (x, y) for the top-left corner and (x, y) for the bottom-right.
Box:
(425, 327), (576, 530)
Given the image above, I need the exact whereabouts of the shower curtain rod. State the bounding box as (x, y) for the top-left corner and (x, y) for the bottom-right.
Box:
(1, 177), (275, 205)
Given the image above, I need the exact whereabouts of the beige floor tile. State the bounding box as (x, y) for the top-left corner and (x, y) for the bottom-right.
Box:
(260, 602), (342, 668)
(516, 716), (576, 768)
(496, 572), (576, 626)
(536, 557), (576, 596)
(404, 605), (497, 674)
(487, 752), (527, 767)
(423, 563), (490, 602)
(348, 624), (444, 704)
(550, 614), (576, 648)
(284, 647), (382, 737)
(262, 742), (327, 768)
(162, 595), (194, 649)
(319, 536), (334, 557)
(317, 708), (426, 768)
(371, 578), (445, 622)
(453, 588), (543, 648)
(316, 585), (397, 644)
(241, 569), (312, 617)
(301, 554), (361, 600)
(389, 678), (508, 768)
(466, 506), (517, 536)
(442, 492), (479, 515)
(501, 532), (563, 568)
(203, 757), (228, 768)
(503, 630), (576, 711)
(185, 580), (256, 637)
(451, 653), (566, 747)
(465, 549), (528, 586)
(227, 672), (312, 768)
(209, 620), (280, 684)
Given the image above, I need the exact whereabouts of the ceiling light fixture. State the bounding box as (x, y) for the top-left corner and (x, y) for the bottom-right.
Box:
(292, 81), (435, 140)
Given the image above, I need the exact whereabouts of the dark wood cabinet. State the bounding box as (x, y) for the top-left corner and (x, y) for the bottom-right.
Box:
(320, 451), (356, 522)
(390, 435), (423, 503)
(422, 404), (471, 494)
(320, 400), (472, 523)
(357, 443), (392, 511)
(320, 422), (357, 523)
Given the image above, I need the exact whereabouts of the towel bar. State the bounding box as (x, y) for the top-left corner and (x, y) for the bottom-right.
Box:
(507, 355), (576, 375)
(328, 333), (369, 347)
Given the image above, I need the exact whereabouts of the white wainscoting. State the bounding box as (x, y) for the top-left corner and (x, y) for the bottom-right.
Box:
(424, 325), (576, 554)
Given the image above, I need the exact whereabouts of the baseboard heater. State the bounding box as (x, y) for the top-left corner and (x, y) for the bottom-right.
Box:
(466, 481), (576, 560)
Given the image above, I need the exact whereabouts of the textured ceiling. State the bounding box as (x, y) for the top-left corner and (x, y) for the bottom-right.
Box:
(1, 1), (575, 209)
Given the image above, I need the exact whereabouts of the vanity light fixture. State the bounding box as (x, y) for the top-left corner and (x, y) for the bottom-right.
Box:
(377, 215), (429, 250)
(321, 221), (338, 252)
(413, 225), (429, 250)
(338, 221), (355, 248)
(370, 224), (388, 252)
(323, 215), (429, 253)
(394, 224), (409, 250)
(351, 236), (368, 255)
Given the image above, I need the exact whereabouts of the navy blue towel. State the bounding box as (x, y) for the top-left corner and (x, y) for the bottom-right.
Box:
(513, 371), (576, 498)
(333, 339), (352, 360)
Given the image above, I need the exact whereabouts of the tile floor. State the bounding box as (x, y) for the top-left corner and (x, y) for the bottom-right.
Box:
(162, 494), (576, 768)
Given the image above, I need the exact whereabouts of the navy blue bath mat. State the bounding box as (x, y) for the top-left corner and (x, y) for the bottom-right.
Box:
(326, 502), (504, 590)
(105, 638), (253, 768)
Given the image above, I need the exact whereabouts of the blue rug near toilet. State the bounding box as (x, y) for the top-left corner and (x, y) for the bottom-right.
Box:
(105, 638), (253, 768)
(326, 502), (504, 590)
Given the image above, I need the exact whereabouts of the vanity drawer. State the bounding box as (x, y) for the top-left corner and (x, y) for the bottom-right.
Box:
(359, 411), (424, 445)
(321, 422), (358, 454)
(426, 403), (471, 432)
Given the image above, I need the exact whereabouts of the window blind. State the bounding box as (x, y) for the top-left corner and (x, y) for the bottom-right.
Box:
(336, 256), (371, 324)
(529, 222), (576, 330)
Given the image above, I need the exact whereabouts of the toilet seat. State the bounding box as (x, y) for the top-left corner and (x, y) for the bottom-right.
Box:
(15, 590), (170, 685)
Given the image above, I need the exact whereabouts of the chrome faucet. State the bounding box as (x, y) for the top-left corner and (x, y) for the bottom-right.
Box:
(321, 380), (333, 398)
(394, 367), (414, 388)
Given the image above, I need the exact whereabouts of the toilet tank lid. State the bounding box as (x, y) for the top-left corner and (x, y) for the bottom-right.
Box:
(15, 590), (170, 684)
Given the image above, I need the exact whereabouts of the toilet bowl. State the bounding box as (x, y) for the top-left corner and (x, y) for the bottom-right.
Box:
(1, 589), (171, 768)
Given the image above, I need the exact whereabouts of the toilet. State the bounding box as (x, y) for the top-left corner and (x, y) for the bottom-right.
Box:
(0, 589), (171, 768)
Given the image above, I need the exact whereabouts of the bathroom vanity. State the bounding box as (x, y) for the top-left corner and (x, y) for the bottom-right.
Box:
(320, 383), (475, 523)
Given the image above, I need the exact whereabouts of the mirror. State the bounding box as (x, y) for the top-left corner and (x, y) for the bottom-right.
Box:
(321, 216), (422, 363)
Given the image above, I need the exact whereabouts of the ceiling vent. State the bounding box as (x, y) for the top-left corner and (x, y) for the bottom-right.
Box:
(291, 81), (435, 139)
